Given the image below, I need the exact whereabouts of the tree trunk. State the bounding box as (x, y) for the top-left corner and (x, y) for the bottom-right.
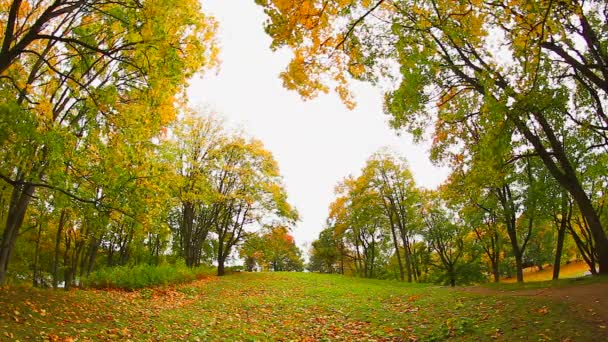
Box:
(86, 237), (100, 276)
(568, 222), (597, 274)
(0, 183), (35, 284)
(449, 266), (456, 287)
(63, 232), (72, 291)
(512, 244), (524, 283)
(400, 234), (413, 282)
(53, 210), (67, 289)
(498, 185), (524, 283)
(217, 257), (225, 276)
(339, 242), (345, 275)
(570, 187), (608, 274)
(217, 236), (226, 276)
(512, 114), (608, 274)
(32, 224), (42, 287)
(553, 223), (566, 280)
(389, 220), (405, 281)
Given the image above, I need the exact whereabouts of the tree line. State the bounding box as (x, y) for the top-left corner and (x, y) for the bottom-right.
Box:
(0, 0), (299, 287)
(257, 0), (608, 277)
(309, 150), (594, 286)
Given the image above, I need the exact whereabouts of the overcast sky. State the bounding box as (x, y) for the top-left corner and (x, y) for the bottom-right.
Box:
(188, 0), (449, 252)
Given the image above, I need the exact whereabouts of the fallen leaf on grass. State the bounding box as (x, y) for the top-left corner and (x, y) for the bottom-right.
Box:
(537, 307), (549, 315)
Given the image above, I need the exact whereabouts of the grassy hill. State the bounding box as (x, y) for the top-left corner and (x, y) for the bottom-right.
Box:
(0, 272), (605, 341)
(501, 261), (590, 283)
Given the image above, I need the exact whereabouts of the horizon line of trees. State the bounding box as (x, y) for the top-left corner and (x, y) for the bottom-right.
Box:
(258, 0), (608, 277)
(308, 150), (599, 287)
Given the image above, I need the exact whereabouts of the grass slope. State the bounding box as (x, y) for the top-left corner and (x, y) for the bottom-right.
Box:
(501, 261), (590, 283)
(0, 272), (604, 341)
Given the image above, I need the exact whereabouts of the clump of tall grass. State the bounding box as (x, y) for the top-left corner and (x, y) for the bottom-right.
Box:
(83, 263), (214, 290)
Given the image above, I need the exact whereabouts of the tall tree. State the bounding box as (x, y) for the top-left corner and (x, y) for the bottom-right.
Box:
(364, 151), (420, 281)
(210, 137), (297, 276)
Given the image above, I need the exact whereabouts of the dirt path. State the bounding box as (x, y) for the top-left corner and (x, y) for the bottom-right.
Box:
(461, 282), (608, 330)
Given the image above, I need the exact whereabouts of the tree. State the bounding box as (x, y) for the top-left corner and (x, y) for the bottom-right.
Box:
(209, 137), (297, 276)
(363, 151), (420, 281)
(241, 226), (304, 272)
(0, 0), (219, 284)
(170, 112), (224, 267)
(421, 190), (477, 287)
(308, 226), (340, 273)
(256, 0), (608, 275)
(330, 175), (388, 278)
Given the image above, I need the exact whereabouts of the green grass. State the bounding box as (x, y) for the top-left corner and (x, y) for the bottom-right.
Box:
(483, 274), (608, 291)
(0, 272), (602, 341)
(501, 261), (591, 284)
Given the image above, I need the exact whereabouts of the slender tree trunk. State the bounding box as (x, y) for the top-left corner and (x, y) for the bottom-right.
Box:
(32, 224), (41, 287)
(53, 210), (67, 289)
(497, 185), (524, 283)
(339, 242), (344, 275)
(399, 233), (413, 282)
(411, 246), (419, 282)
(568, 223), (597, 274)
(389, 220), (405, 281)
(63, 232), (72, 291)
(553, 223), (566, 280)
(354, 237), (362, 276)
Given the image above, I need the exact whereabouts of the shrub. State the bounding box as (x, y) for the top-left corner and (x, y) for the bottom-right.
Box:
(83, 262), (214, 290)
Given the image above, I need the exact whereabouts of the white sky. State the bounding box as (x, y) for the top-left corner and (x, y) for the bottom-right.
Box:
(188, 0), (449, 253)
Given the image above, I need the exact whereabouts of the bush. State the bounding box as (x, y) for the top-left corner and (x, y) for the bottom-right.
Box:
(83, 262), (214, 290)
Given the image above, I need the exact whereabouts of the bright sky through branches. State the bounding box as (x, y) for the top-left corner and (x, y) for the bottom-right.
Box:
(188, 0), (449, 251)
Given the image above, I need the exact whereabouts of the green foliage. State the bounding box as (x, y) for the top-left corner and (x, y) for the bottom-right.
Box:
(239, 226), (304, 272)
(83, 263), (214, 290)
(308, 227), (340, 273)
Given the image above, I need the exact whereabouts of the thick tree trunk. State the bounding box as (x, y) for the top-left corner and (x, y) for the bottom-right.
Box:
(217, 258), (225, 276)
(512, 115), (608, 274)
(491, 260), (500, 283)
(0, 184), (35, 285)
(449, 266), (456, 287)
(217, 237), (226, 276)
(510, 240), (524, 283)
(181, 203), (195, 268)
(571, 188), (608, 274)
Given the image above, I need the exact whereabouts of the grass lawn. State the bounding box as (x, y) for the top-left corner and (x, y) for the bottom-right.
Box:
(501, 261), (590, 284)
(0, 272), (604, 341)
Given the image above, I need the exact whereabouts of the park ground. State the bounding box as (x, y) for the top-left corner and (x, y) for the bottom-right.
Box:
(1, 271), (607, 341)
